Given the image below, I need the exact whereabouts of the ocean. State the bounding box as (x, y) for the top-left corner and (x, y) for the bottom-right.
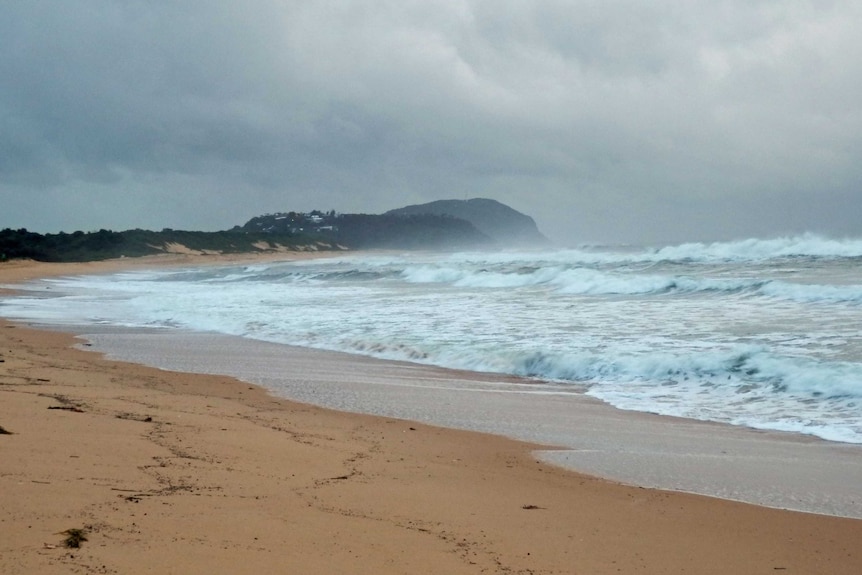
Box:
(3, 233), (862, 445)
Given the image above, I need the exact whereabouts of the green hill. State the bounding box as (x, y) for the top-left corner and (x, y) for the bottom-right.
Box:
(1, 199), (548, 262)
(384, 198), (549, 246)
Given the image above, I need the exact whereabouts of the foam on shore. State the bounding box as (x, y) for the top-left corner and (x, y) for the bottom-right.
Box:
(74, 326), (862, 518)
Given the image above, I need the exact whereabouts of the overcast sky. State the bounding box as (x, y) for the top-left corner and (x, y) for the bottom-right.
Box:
(2, 1), (860, 245)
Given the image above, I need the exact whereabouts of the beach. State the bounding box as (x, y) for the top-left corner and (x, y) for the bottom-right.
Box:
(2, 256), (862, 574)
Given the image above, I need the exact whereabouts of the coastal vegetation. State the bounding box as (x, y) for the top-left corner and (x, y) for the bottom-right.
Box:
(1, 198), (546, 262)
(239, 210), (493, 250)
(0, 227), (315, 262)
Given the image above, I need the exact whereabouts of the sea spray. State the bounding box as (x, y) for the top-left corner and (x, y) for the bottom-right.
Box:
(3, 234), (861, 443)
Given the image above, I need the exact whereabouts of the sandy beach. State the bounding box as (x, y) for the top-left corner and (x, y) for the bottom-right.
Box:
(2, 256), (862, 574)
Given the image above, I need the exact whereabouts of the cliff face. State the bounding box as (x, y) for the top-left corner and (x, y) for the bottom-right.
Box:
(385, 198), (549, 246)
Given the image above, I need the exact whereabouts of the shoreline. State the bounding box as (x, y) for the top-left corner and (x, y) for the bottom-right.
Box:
(2, 256), (862, 573)
(0, 250), (344, 288)
(4, 255), (862, 517)
(66, 326), (862, 519)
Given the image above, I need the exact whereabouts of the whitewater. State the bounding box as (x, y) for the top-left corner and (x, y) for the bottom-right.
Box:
(3, 233), (862, 445)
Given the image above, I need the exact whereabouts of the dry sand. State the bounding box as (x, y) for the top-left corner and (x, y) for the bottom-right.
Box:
(2, 256), (862, 574)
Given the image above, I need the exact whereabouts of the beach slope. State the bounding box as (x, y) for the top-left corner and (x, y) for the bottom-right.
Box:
(1, 259), (861, 574)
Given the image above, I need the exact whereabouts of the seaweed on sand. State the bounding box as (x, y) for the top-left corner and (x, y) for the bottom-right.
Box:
(61, 528), (88, 548)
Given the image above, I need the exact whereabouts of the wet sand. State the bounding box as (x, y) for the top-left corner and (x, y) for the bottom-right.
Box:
(78, 328), (862, 519)
(2, 256), (862, 574)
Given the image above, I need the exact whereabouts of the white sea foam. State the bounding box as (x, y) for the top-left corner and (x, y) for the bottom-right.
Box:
(649, 234), (862, 262)
(400, 262), (862, 303)
(2, 234), (861, 443)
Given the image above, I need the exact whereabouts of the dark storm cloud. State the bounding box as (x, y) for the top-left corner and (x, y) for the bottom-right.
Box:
(2, 1), (861, 244)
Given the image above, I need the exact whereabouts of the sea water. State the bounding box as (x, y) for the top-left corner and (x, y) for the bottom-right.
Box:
(3, 234), (862, 444)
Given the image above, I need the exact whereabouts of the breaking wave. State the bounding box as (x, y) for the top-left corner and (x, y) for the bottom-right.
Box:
(401, 265), (862, 303)
(3, 233), (862, 444)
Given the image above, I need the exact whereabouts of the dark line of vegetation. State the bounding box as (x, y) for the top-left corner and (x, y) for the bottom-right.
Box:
(0, 227), (332, 263)
(2, 211), (494, 263)
(240, 210), (493, 250)
(331, 213), (492, 249)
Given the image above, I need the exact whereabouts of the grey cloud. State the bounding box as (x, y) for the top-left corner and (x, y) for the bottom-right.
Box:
(2, 1), (861, 244)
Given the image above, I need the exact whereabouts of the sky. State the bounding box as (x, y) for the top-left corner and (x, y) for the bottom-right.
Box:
(2, 1), (861, 246)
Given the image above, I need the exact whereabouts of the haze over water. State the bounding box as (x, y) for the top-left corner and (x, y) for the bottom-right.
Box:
(3, 234), (862, 444)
